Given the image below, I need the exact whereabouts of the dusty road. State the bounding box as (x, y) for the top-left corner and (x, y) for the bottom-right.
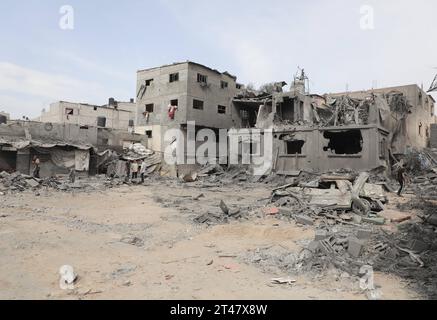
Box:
(0, 179), (420, 300)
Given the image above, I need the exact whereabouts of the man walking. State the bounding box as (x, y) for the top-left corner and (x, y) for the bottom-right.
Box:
(32, 156), (41, 178)
(139, 158), (147, 183)
(397, 162), (407, 196)
(69, 168), (76, 183)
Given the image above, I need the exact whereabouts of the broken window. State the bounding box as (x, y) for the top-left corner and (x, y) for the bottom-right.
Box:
(65, 108), (74, 115)
(93, 106), (98, 111)
(221, 81), (228, 89)
(278, 97), (296, 122)
(240, 109), (248, 120)
(197, 73), (207, 84)
(146, 130), (153, 138)
(169, 73), (179, 83)
(145, 79), (154, 86)
(193, 99), (204, 110)
(145, 104), (154, 113)
(218, 105), (226, 114)
(419, 122), (423, 136)
(170, 99), (178, 107)
(236, 84), (242, 90)
(286, 140), (305, 155)
(323, 130), (363, 155)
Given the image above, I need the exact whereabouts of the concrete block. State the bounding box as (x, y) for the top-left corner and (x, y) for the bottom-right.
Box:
(362, 217), (385, 225)
(307, 241), (320, 253)
(278, 207), (294, 216)
(319, 239), (335, 255)
(427, 214), (437, 227)
(25, 178), (39, 188)
(348, 237), (364, 258)
(357, 229), (372, 240)
(315, 230), (330, 241)
(295, 215), (314, 226)
(408, 240), (429, 253)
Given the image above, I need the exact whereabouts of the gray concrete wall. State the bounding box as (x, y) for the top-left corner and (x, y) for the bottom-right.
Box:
(329, 85), (437, 151)
(40, 101), (133, 130)
(136, 63), (189, 128)
(431, 123), (437, 148)
(0, 121), (99, 146)
(136, 62), (241, 153)
(274, 125), (388, 173)
(186, 63), (239, 129)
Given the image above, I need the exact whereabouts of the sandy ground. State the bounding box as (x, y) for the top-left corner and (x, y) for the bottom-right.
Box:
(0, 180), (421, 300)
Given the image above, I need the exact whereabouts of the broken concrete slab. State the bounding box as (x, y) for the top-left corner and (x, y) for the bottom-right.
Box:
(427, 213), (437, 226)
(348, 237), (364, 258)
(315, 230), (330, 241)
(295, 215), (314, 226)
(408, 240), (429, 253)
(356, 229), (372, 240)
(219, 200), (230, 215)
(25, 178), (40, 188)
(362, 216), (385, 225)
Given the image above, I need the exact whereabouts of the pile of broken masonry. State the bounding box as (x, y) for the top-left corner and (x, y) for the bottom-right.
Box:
(0, 171), (125, 194)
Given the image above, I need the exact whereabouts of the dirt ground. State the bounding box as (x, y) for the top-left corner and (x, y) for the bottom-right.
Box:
(0, 179), (421, 300)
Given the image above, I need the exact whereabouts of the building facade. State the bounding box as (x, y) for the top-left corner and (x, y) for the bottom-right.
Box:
(328, 85), (436, 152)
(39, 99), (136, 131)
(135, 61), (243, 153)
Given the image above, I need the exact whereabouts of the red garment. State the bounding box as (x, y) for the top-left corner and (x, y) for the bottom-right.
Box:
(168, 105), (177, 119)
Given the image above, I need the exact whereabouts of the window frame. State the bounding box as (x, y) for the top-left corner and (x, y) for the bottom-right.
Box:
(197, 73), (208, 84)
(169, 73), (179, 83)
(193, 99), (204, 110)
(217, 105), (227, 114)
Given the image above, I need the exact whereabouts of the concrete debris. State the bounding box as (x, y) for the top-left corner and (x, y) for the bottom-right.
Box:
(0, 171), (131, 193)
(271, 277), (297, 285)
(59, 265), (77, 290)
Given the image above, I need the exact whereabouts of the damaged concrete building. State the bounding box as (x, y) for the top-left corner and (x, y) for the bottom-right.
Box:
(38, 98), (137, 131)
(0, 120), (147, 177)
(135, 61), (244, 154)
(131, 61), (437, 175)
(327, 85), (436, 153)
(236, 78), (436, 174)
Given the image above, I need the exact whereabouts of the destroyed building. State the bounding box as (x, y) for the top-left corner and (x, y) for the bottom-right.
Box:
(0, 120), (147, 176)
(38, 98), (137, 131)
(235, 77), (436, 175)
(327, 85), (436, 153)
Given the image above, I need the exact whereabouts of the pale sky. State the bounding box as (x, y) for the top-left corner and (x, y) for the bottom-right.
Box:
(1, 0), (436, 119)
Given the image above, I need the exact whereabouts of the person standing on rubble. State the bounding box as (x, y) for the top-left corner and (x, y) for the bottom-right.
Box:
(397, 162), (408, 196)
(32, 156), (40, 178)
(69, 168), (76, 183)
(139, 159), (147, 183)
(131, 160), (139, 181)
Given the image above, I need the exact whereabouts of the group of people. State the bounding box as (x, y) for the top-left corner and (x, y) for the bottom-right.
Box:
(126, 159), (148, 183)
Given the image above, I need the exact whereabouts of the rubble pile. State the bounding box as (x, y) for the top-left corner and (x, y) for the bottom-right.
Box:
(266, 172), (386, 225)
(0, 171), (41, 192)
(372, 222), (437, 299)
(323, 95), (371, 126)
(194, 199), (251, 226)
(0, 171), (126, 193)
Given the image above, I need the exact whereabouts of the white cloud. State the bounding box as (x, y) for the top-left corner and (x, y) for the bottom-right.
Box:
(0, 62), (109, 118)
(53, 49), (131, 80)
(0, 62), (105, 100)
